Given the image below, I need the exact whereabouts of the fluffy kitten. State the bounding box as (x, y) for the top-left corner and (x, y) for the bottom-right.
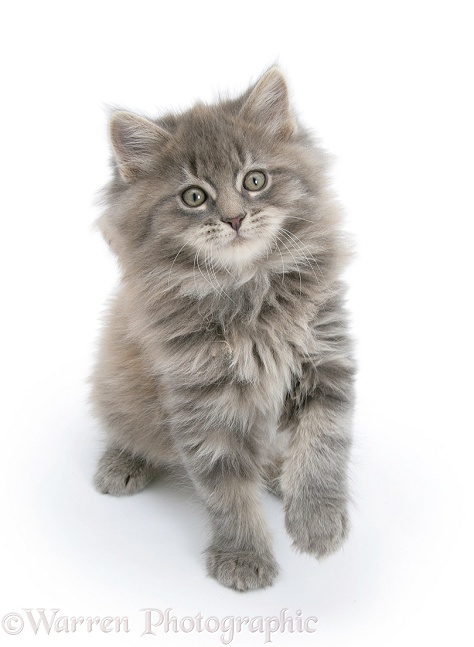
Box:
(91, 68), (355, 591)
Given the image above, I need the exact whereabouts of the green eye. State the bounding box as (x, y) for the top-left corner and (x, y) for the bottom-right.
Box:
(243, 170), (267, 192)
(182, 187), (207, 207)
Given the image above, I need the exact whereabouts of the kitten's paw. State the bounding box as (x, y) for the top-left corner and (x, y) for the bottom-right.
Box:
(285, 496), (349, 558)
(94, 447), (157, 496)
(206, 549), (279, 592)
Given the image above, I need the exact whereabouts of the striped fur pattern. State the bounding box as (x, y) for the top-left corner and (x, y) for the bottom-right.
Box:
(91, 68), (356, 591)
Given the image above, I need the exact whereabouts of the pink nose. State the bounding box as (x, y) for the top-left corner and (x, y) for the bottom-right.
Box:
(222, 215), (245, 232)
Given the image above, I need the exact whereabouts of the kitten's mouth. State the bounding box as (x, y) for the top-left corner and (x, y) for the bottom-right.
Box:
(229, 231), (248, 245)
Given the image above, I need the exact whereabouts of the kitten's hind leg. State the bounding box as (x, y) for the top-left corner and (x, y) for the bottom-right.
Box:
(94, 446), (158, 496)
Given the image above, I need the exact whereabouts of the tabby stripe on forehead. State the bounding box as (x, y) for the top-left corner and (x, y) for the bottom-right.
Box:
(188, 155), (198, 176)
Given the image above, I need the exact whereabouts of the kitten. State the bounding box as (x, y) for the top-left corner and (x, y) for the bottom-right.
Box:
(91, 68), (355, 591)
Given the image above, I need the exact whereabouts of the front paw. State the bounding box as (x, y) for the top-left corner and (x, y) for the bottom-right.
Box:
(94, 447), (157, 496)
(285, 495), (349, 558)
(206, 548), (279, 592)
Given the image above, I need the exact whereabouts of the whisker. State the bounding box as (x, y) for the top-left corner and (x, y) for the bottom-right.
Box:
(195, 246), (217, 293)
(168, 241), (189, 289)
(280, 228), (317, 265)
(283, 215), (315, 225)
(274, 234), (302, 295)
(269, 234), (286, 285)
(194, 243), (235, 303)
(193, 248), (201, 295)
(208, 243), (236, 303)
(203, 246), (217, 294)
(204, 245), (225, 299)
(279, 228), (321, 282)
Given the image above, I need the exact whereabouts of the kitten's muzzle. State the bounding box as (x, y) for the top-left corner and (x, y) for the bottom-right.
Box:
(221, 213), (246, 232)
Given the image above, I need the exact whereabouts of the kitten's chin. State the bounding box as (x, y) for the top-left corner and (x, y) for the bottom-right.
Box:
(228, 233), (248, 247)
(214, 234), (267, 270)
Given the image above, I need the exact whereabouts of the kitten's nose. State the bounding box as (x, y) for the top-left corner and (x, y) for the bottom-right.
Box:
(221, 214), (246, 232)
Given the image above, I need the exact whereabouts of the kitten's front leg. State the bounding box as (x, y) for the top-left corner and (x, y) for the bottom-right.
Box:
(282, 336), (355, 558)
(172, 412), (278, 591)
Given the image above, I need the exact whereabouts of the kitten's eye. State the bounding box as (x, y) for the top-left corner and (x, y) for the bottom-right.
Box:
(182, 187), (207, 207)
(243, 170), (267, 192)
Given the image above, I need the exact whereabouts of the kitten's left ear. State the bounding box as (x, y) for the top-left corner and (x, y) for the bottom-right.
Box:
(240, 68), (297, 138)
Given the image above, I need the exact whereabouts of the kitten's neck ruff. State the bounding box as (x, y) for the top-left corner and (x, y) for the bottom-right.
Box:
(123, 252), (327, 343)
(178, 261), (267, 299)
(133, 239), (318, 297)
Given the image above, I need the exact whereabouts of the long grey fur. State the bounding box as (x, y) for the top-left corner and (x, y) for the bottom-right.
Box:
(91, 67), (356, 592)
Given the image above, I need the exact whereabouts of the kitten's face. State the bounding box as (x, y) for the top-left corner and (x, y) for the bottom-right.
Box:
(150, 111), (302, 273)
(103, 69), (318, 281)
(173, 145), (281, 270)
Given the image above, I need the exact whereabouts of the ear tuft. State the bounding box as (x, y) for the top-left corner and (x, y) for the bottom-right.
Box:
(109, 111), (170, 182)
(240, 68), (296, 138)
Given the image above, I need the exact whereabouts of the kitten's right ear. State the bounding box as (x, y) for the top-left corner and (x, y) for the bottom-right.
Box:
(240, 67), (297, 138)
(109, 111), (170, 182)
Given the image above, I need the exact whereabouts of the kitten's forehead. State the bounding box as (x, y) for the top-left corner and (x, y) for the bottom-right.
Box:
(172, 104), (251, 176)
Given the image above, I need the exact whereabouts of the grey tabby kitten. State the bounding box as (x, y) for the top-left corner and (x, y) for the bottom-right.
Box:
(91, 68), (355, 592)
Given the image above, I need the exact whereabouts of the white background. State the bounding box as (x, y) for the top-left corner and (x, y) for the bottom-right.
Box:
(1, 1), (473, 645)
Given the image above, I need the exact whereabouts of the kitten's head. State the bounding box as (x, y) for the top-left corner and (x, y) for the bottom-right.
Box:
(100, 68), (333, 288)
